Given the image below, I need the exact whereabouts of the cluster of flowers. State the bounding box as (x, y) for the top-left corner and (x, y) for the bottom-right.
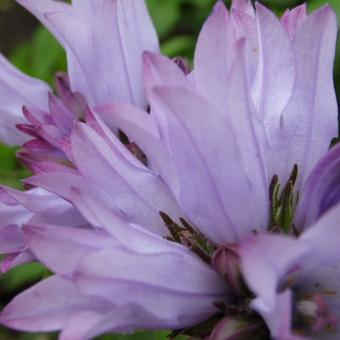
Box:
(0, 0), (339, 339)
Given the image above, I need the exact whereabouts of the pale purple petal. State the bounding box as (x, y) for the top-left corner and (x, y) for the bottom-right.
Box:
(251, 3), (295, 141)
(230, 9), (258, 83)
(295, 145), (340, 229)
(0, 225), (24, 254)
(143, 52), (190, 98)
(267, 6), (338, 185)
(252, 290), (305, 340)
(23, 224), (116, 276)
(239, 235), (311, 339)
(74, 246), (226, 330)
(1, 250), (35, 273)
(71, 123), (180, 234)
(97, 103), (177, 188)
(193, 1), (235, 110)
(0, 54), (50, 145)
(300, 204), (340, 272)
(150, 86), (265, 242)
(281, 4), (307, 38)
(60, 305), (178, 340)
(0, 276), (112, 332)
(231, 0), (254, 17)
(239, 235), (309, 313)
(117, 0), (159, 52)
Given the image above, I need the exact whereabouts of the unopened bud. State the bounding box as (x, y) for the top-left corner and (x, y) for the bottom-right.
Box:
(55, 72), (87, 120)
(212, 244), (244, 296)
(173, 57), (190, 75)
(210, 317), (266, 340)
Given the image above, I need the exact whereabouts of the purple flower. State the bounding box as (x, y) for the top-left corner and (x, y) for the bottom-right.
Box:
(239, 204), (340, 339)
(0, 0), (338, 339)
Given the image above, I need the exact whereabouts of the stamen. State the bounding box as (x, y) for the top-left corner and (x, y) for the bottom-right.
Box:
(268, 164), (299, 234)
(159, 211), (217, 263)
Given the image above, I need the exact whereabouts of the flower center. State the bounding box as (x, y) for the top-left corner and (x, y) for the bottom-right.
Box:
(159, 165), (306, 338)
(295, 292), (337, 335)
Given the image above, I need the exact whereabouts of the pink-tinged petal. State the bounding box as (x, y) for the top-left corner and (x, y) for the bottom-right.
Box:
(251, 3), (295, 138)
(0, 54), (50, 145)
(150, 86), (263, 243)
(0, 276), (112, 332)
(54, 73), (87, 119)
(295, 145), (340, 229)
(23, 224), (116, 276)
(239, 235), (309, 313)
(281, 4), (307, 38)
(193, 1), (236, 111)
(269, 6), (338, 185)
(48, 93), (73, 135)
(0, 250), (35, 273)
(74, 246), (226, 330)
(231, 0), (255, 17)
(71, 123), (180, 235)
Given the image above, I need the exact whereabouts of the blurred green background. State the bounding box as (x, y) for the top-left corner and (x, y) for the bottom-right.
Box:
(0, 0), (339, 339)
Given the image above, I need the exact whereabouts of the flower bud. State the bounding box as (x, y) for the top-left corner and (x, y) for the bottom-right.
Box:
(210, 317), (267, 340)
(212, 244), (244, 296)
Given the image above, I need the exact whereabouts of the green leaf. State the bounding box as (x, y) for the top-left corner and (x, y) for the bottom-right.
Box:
(308, 0), (340, 19)
(161, 35), (196, 60)
(146, 0), (181, 39)
(10, 27), (66, 84)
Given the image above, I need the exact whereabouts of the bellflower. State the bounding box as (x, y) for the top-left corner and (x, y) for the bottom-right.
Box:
(0, 0), (339, 340)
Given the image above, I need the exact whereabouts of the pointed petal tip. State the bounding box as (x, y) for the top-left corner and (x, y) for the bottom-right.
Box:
(213, 0), (227, 11)
(254, 1), (270, 13)
(142, 51), (165, 70)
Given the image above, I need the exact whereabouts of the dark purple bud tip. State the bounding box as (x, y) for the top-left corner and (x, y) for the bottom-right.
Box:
(173, 57), (191, 75)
